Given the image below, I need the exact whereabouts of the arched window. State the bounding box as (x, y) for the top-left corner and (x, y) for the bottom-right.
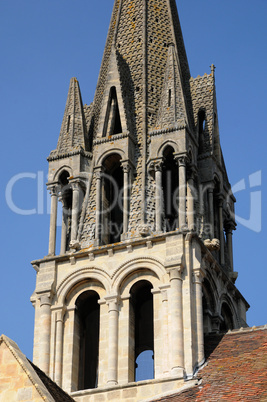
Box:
(57, 170), (85, 253)
(198, 110), (206, 154)
(101, 154), (123, 244)
(103, 86), (122, 137)
(58, 171), (72, 253)
(75, 290), (100, 390)
(202, 278), (216, 334)
(213, 180), (220, 240)
(220, 302), (234, 332)
(129, 280), (154, 382)
(162, 146), (179, 232)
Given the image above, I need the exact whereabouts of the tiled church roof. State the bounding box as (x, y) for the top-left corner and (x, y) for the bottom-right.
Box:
(154, 326), (267, 401)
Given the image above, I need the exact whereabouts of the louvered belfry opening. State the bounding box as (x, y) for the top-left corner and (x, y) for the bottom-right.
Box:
(103, 86), (122, 137)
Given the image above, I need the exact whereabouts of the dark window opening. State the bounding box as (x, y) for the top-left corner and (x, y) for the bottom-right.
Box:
(130, 280), (154, 382)
(198, 110), (206, 154)
(58, 171), (72, 252)
(202, 279), (216, 334)
(102, 154), (123, 244)
(168, 89), (171, 107)
(198, 110), (206, 134)
(76, 291), (100, 390)
(220, 303), (234, 332)
(213, 181), (220, 241)
(162, 146), (179, 231)
(67, 115), (71, 132)
(103, 86), (122, 137)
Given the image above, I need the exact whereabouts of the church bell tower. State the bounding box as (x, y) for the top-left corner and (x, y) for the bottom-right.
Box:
(31, 0), (249, 400)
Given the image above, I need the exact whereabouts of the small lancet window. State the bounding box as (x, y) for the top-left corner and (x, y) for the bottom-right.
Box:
(220, 303), (234, 332)
(198, 110), (206, 134)
(162, 146), (179, 231)
(67, 115), (71, 132)
(103, 86), (122, 137)
(168, 89), (172, 107)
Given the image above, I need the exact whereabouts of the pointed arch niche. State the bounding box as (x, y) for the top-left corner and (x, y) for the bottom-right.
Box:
(47, 168), (85, 256)
(102, 154), (124, 244)
(103, 86), (122, 137)
(95, 152), (131, 245)
(198, 109), (206, 155)
(162, 146), (179, 232)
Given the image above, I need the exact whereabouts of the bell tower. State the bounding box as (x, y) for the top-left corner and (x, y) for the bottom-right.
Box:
(31, 0), (249, 400)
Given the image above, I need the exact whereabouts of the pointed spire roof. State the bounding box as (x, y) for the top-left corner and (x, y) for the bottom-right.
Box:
(56, 77), (88, 154)
(90, 0), (193, 137)
(156, 43), (188, 128)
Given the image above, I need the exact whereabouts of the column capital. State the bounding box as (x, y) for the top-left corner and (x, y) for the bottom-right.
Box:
(94, 165), (103, 179)
(47, 183), (59, 196)
(105, 295), (119, 312)
(192, 267), (205, 284)
(168, 266), (184, 281)
(58, 191), (67, 206)
(173, 153), (188, 167)
(148, 157), (163, 172)
(207, 184), (215, 194)
(69, 181), (80, 192)
(39, 293), (51, 307)
(225, 219), (236, 233)
(120, 159), (132, 173)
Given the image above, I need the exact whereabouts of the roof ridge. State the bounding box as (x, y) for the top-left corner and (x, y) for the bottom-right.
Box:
(225, 324), (267, 335)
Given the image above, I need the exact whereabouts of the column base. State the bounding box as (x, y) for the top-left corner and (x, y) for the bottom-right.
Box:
(107, 380), (118, 385)
(171, 367), (185, 378)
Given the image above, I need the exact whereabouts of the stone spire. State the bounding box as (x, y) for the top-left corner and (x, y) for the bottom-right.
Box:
(56, 77), (88, 154)
(156, 43), (188, 128)
(90, 0), (193, 138)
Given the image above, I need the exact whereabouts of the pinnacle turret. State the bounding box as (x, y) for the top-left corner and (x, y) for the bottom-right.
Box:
(56, 77), (88, 155)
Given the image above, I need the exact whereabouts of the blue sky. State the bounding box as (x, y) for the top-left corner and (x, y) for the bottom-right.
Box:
(0, 0), (266, 360)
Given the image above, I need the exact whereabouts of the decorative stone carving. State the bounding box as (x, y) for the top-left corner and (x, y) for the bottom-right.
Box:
(69, 240), (80, 250)
(204, 238), (220, 251)
(138, 224), (151, 237)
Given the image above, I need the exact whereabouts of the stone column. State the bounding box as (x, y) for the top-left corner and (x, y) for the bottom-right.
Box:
(218, 195), (225, 265)
(70, 182), (80, 242)
(106, 296), (119, 385)
(39, 294), (52, 375)
(155, 160), (163, 232)
(176, 155), (187, 229)
(193, 268), (205, 366)
(121, 162), (130, 234)
(159, 285), (170, 375)
(208, 186), (214, 239)
(225, 221), (235, 272)
(54, 309), (64, 386)
(187, 166), (196, 231)
(48, 185), (58, 255)
(58, 194), (68, 255)
(95, 167), (102, 244)
(168, 267), (184, 377)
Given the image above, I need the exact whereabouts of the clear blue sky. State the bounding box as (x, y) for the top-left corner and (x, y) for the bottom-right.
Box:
(1, 0), (266, 360)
